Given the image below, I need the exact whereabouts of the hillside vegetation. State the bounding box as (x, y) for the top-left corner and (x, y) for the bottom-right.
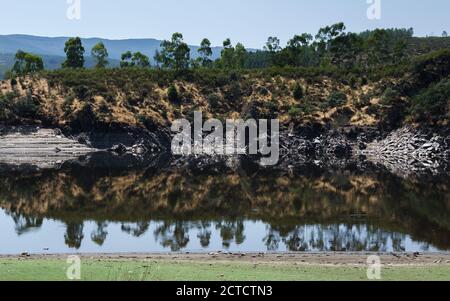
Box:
(0, 24), (449, 132)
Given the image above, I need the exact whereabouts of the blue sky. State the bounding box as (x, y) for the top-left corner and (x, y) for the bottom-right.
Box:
(0, 0), (449, 48)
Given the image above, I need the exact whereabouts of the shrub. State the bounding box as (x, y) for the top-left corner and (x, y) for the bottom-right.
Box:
(360, 77), (368, 86)
(380, 88), (406, 128)
(288, 106), (301, 117)
(207, 93), (222, 108)
(0, 94), (12, 120)
(98, 100), (111, 114)
(224, 82), (242, 101)
(71, 103), (97, 130)
(137, 114), (158, 131)
(62, 95), (75, 116)
(326, 91), (347, 108)
(12, 95), (39, 118)
(167, 84), (179, 103)
(73, 85), (91, 101)
(380, 88), (401, 106)
(292, 83), (303, 101)
(413, 49), (450, 87)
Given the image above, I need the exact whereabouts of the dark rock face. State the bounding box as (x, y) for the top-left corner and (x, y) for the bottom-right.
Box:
(279, 127), (354, 167)
(109, 144), (128, 156)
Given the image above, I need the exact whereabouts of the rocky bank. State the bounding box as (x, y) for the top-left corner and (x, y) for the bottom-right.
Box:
(0, 124), (448, 177)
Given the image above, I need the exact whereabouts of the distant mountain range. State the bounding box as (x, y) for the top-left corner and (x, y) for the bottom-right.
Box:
(0, 34), (226, 78)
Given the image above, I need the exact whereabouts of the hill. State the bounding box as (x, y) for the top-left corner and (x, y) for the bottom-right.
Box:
(0, 53), (121, 78)
(0, 34), (224, 61)
(0, 34), (227, 78)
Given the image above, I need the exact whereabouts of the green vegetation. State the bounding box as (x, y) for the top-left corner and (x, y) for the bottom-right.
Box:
(91, 42), (109, 68)
(1, 259), (449, 281)
(411, 77), (450, 124)
(0, 23), (449, 128)
(10, 50), (44, 76)
(167, 84), (179, 103)
(154, 33), (191, 71)
(292, 83), (303, 101)
(62, 37), (85, 69)
(120, 51), (150, 68)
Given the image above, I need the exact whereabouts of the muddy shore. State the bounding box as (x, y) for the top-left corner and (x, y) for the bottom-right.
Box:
(2, 252), (450, 267)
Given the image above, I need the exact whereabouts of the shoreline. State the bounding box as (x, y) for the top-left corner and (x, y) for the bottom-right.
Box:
(3, 252), (450, 266)
(2, 252), (449, 280)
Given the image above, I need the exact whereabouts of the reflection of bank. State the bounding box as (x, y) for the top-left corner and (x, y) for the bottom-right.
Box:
(0, 164), (448, 252)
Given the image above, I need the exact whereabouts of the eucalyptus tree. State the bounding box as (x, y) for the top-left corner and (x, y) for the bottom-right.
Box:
(91, 42), (109, 68)
(12, 50), (44, 75)
(62, 37), (85, 68)
(155, 33), (191, 71)
(198, 38), (213, 67)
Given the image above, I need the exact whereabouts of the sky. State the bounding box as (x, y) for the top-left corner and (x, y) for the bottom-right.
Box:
(0, 0), (449, 48)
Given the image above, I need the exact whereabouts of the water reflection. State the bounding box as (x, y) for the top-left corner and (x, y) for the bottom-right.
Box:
(0, 164), (449, 253)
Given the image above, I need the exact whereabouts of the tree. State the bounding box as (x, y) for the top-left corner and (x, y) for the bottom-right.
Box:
(198, 38), (213, 67)
(120, 51), (133, 67)
(220, 38), (235, 68)
(155, 33), (191, 71)
(234, 43), (247, 68)
(264, 36), (281, 53)
(12, 50), (44, 75)
(91, 42), (109, 68)
(285, 34), (313, 66)
(264, 36), (282, 66)
(120, 51), (150, 68)
(443, 31), (448, 38)
(132, 52), (150, 67)
(62, 37), (85, 68)
(315, 23), (346, 60)
(328, 33), (364, 68)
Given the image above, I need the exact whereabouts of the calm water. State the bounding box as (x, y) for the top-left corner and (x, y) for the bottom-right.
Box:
(0, 164), (449, 254)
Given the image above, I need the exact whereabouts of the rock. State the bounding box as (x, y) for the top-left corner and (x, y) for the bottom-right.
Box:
(362, 126), (448, 177)
(109, 144), (128, 156)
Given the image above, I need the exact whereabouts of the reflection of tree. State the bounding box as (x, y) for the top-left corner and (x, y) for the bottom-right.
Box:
(0, 166), (449, 251)
(9, 212), (43, 235)
(91, 222), (108, 246)
(154, 221), (190, 251)
(263, 227), (280, 251)
(266, 224), (410, 252)
(283, 231), (309, 252)
(121, 222), (149, 237)
(64, 222), (84, 249)
(196, 222), (212, 248)
(215, 221), (245, 249)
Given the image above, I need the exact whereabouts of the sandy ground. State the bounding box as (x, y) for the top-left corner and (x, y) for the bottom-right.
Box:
(2, 252), (450, 267)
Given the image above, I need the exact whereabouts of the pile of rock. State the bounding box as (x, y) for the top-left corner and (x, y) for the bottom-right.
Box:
(362, 126), (449, 176)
